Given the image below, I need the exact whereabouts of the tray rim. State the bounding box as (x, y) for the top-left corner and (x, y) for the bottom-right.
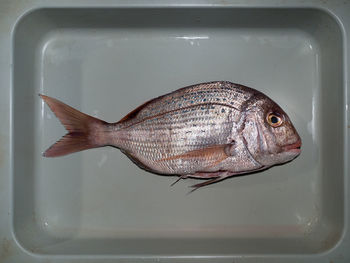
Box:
(1, 0), (348, 262)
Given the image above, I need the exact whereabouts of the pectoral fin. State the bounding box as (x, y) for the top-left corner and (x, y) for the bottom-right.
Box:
(157, 142), (236, 168)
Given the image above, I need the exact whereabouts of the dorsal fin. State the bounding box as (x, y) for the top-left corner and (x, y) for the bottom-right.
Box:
(117, 96), (162, 123)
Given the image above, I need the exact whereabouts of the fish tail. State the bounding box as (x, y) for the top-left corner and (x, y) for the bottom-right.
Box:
(40, 94), (111, 157)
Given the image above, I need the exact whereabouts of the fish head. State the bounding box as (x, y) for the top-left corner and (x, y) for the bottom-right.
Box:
(242, 94), (302, 167)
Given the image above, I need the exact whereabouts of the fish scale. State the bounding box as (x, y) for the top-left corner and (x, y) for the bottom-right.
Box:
(117, 81), (253, 130)
(112, 82), (256, 174)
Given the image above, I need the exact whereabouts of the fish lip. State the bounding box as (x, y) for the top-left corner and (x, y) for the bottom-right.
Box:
(283, 140), (302, 154)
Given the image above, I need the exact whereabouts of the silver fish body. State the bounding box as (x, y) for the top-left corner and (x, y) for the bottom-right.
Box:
(41, 81), (301, 188)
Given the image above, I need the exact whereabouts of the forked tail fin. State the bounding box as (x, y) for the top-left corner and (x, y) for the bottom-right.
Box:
(40, 94), (110, 157)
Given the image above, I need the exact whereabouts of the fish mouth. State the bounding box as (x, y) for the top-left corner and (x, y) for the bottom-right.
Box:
(283, 140), (302, 154)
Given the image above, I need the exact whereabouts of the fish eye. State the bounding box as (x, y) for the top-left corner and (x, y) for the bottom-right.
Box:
(267, 113), (283, 127)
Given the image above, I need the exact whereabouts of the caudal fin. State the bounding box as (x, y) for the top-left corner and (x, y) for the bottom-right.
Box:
(40, 94), (110, 157)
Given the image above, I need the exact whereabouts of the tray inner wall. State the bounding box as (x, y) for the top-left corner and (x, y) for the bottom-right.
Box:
(12, 8), (344, 255)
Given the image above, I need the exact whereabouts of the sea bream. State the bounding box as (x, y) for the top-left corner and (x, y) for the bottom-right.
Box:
(40, 81), (301, 189)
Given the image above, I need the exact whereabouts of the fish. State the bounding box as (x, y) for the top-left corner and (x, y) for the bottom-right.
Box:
(40, 81), (301, 189)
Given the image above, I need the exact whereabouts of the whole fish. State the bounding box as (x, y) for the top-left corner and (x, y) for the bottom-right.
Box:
(40, 81), (301, 189)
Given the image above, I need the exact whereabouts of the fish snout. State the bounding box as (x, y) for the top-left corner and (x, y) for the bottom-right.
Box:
(282, 139), (302, 154)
